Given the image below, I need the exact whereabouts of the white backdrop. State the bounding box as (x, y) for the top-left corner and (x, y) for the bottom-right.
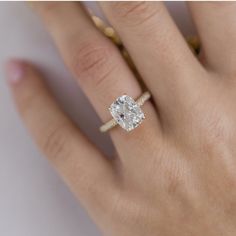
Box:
(0, 2), (194, 236)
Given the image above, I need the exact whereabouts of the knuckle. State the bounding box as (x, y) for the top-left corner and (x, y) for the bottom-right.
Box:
(199, 112), (230, 146)
(108, 192), (143, 225)
(162, 158), (187, 196)
(41, 122), (71, 160)
(165, 171), (182, 196)
(111, 1), (162, 26)
(106, 190), (157, 233)
(166, 172), (183, 196)
(205, 117), (227, 140)
(72, 40), (117, 88)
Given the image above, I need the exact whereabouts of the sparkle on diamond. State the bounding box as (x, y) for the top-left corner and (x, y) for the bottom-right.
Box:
(109, 95), (145, 131)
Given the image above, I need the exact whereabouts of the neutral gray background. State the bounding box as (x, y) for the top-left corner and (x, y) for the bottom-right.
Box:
(0, 2), (194, 236)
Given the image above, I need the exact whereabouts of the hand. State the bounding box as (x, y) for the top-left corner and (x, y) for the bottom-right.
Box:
(6, 2), (236, 236)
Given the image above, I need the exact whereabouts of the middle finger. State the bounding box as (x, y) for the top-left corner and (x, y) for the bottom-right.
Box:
(101, 2), (206, 122)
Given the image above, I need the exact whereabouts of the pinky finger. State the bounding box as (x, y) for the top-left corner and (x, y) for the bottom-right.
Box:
(5, 59), (116, 212)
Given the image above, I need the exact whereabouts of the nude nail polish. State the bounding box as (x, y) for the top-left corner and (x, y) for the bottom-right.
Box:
(6, 60), (25, 84)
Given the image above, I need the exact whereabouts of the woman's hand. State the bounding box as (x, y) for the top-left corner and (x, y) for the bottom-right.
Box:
(6, 2), (236, 236)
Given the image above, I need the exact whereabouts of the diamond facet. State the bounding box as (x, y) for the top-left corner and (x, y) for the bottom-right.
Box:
(109, 95), (145, 131)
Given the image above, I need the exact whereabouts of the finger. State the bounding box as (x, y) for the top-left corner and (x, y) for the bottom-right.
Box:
(100, 2), (205, 120)
(31, 2), (161, 168)
(6, 60), (116, 210)
(188, 2), (236, 75)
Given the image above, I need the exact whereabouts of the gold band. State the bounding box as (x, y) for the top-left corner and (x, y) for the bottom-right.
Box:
(100, 91), (151, 133)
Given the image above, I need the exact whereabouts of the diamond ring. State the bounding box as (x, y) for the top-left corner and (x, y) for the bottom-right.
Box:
(100, 91), (151, 132)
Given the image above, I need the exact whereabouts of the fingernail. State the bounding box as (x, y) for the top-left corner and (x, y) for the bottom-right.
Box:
(6, 60), (25, 84)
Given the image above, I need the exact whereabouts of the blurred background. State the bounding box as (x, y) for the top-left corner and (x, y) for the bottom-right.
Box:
(0, 2), (195, 236)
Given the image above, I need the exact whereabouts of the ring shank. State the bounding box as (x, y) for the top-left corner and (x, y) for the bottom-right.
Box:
(100, 91), (151, 132)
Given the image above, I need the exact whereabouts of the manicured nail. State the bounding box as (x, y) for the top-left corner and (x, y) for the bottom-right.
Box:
(6, 60), (25, 84)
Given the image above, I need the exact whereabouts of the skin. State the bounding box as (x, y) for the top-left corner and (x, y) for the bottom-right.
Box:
(5, 2), (236, 236)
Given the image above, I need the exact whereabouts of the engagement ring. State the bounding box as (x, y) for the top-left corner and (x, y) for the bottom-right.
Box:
(100, 91), (151, 132)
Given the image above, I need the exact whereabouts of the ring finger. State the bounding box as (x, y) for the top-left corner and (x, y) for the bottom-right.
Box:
(31, 2), (161, 169)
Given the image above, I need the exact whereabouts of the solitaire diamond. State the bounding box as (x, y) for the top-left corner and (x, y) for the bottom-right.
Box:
(109, 95), (145, 131)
